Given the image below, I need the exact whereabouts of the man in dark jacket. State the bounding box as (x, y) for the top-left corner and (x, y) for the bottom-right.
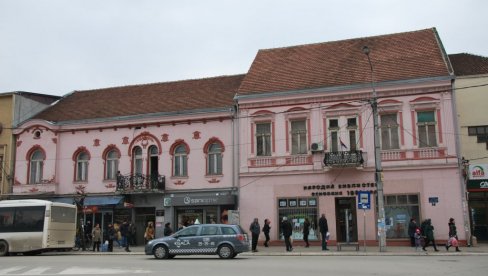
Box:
(249, 218), (261, 252)
(119, 220), (131, 252)
(318, 214), (329, 251)
(281, 217), (293, 252)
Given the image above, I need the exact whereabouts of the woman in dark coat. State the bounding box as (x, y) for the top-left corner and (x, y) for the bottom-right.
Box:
(446, 218), (461, 252)
(262, 219), (271, 247)
(422, 219), (439, 251)
(303, 218), (310, 247)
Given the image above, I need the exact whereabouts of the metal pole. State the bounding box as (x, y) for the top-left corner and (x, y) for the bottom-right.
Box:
(363, 46), (387, 252)
(363, 208), (366, 252)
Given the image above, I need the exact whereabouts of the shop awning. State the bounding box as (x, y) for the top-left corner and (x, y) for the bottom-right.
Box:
(83, 196), (124, 206)
(49, 196), (124, 206)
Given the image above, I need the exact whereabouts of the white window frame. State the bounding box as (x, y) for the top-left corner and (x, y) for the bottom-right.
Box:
(76, 152), (89, 182)
(417, 110), (437, 148)
(380, 113), (400, 150)
(256, 122), (272, 156)
(105, 149), (119, 180)
(29, 150), (44, 184)
(174, 145), (188, 177)
(290, 119), (307, 155)
(207, 143), (222, 175)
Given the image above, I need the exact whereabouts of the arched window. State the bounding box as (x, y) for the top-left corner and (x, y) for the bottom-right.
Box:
(133, 146), (143, 175)
(29, 150), (44, 184)
(76, 152), (89, 182)
(207, 143), (222, 175)
(105, 149), (119, 180)
(174, 145), (188, 177)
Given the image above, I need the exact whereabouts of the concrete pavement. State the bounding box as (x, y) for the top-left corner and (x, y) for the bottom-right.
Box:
(71, 242), (488, 256)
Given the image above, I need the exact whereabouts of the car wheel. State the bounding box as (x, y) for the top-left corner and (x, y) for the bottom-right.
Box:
(0, 240), (9, 257)
(153, 245), (169, 259)
(217, 244), (234, 259)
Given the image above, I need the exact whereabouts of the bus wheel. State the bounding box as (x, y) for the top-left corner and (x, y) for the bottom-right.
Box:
(0, 240), (9, 257)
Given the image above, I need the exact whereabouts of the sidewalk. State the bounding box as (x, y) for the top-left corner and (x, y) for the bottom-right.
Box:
(71, 243), (488, 256)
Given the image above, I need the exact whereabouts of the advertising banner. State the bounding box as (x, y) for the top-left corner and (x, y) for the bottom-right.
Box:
(468, 164), (488, 180)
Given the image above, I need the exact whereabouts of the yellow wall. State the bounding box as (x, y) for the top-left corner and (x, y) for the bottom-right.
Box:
(0, 94), (14, 196)
(456, 74), (488, 164)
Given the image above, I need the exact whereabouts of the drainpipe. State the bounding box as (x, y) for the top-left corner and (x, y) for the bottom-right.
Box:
(232, 102), (240, 223)
(450, 78), (472, 246)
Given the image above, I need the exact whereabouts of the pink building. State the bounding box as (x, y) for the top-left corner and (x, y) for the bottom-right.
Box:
(235, 28), (466, 246)
(12, 75), (244, 243)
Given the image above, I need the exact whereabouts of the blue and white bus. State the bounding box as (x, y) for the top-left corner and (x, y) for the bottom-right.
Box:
(0, 199), (77, 256)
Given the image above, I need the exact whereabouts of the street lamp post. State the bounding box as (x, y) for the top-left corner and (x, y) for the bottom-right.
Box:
(363, 45), (387, 252)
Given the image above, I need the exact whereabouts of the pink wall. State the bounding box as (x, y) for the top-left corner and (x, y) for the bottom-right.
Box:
(14, 112), (236, 195)
(237, 79), (465, 242)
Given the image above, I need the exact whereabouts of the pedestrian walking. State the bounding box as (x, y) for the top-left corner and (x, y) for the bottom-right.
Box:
(129, 222), (137, 246)
(408, 218), (418, 247)
(445, 218), (461, 252)
(318, 214), (329, 251)
(303, 218), (310, 247)
(107, 224), (116, 252)
(421, 219), (438, 251)
(120, 219), (131, 252)
(281, 217), (293, 252)
(262, 219), (271, 247)
(144, 221), (155, 244)
(249, 218), (261, 252)
(91, 223), (102, 252)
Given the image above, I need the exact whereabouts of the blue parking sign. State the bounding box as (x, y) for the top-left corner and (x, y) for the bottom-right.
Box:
(358, 191), (371, 209)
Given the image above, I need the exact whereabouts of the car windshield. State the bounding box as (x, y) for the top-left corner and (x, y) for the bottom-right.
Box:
(176, 226), (198, 237)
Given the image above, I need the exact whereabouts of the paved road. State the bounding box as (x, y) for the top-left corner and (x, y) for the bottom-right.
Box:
(1, 255), (487, 276)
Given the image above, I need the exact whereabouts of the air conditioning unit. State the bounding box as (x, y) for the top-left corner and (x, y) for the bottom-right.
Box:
(310, 142), (324, 152)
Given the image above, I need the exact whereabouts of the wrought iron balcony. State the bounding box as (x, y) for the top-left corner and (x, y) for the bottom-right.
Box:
(116, 173), (165, 193)
(324, 150), (364, 167)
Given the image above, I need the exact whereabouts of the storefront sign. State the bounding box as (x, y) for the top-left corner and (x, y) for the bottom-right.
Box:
(467, 179), (488, 190)
(164, 193), (236, 206)
(469, 164), (488, 179)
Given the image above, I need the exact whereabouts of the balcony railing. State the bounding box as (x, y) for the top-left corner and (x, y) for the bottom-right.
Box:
(249, 155), (313, 167)
(116, 173), (165, 193)
(324, 150), (364, 167)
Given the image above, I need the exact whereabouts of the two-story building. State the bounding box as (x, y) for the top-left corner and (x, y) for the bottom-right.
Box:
(235, 28), (466, 245)
(11, 75), (244, 243)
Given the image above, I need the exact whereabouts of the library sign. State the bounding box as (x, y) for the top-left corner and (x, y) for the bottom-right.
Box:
(304, 182), (377, 197)
(468, 164), (488, 191)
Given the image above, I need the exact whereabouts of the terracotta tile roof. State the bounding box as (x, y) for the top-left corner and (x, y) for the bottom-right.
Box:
(237, 28), (451, 96)
(35, 75), (245, 123)
(449, 53), (488, 76)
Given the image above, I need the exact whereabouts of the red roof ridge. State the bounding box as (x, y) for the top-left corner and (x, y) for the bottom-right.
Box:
(72, 74), (247, 94)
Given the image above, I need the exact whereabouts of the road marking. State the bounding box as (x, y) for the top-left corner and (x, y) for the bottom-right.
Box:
(20, 267), (51, 275)
(0, 267), (26, 274)
(0, 266), (150, 275)
(60, 266), (150, 275)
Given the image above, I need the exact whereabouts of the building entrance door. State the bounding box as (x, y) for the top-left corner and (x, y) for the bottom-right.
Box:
(335, 197), (358, 242)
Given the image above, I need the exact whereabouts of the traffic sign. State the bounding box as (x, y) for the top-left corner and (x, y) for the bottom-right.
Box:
(358, 191), (371, 209)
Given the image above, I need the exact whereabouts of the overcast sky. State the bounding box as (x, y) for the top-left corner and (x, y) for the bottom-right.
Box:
(1, 0), (486, 96)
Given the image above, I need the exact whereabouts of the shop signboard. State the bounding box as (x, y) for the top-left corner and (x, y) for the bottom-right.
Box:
(467, 179), (488, 190)
(468, 164), (488, 180)
(468, 164), (488, 191)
